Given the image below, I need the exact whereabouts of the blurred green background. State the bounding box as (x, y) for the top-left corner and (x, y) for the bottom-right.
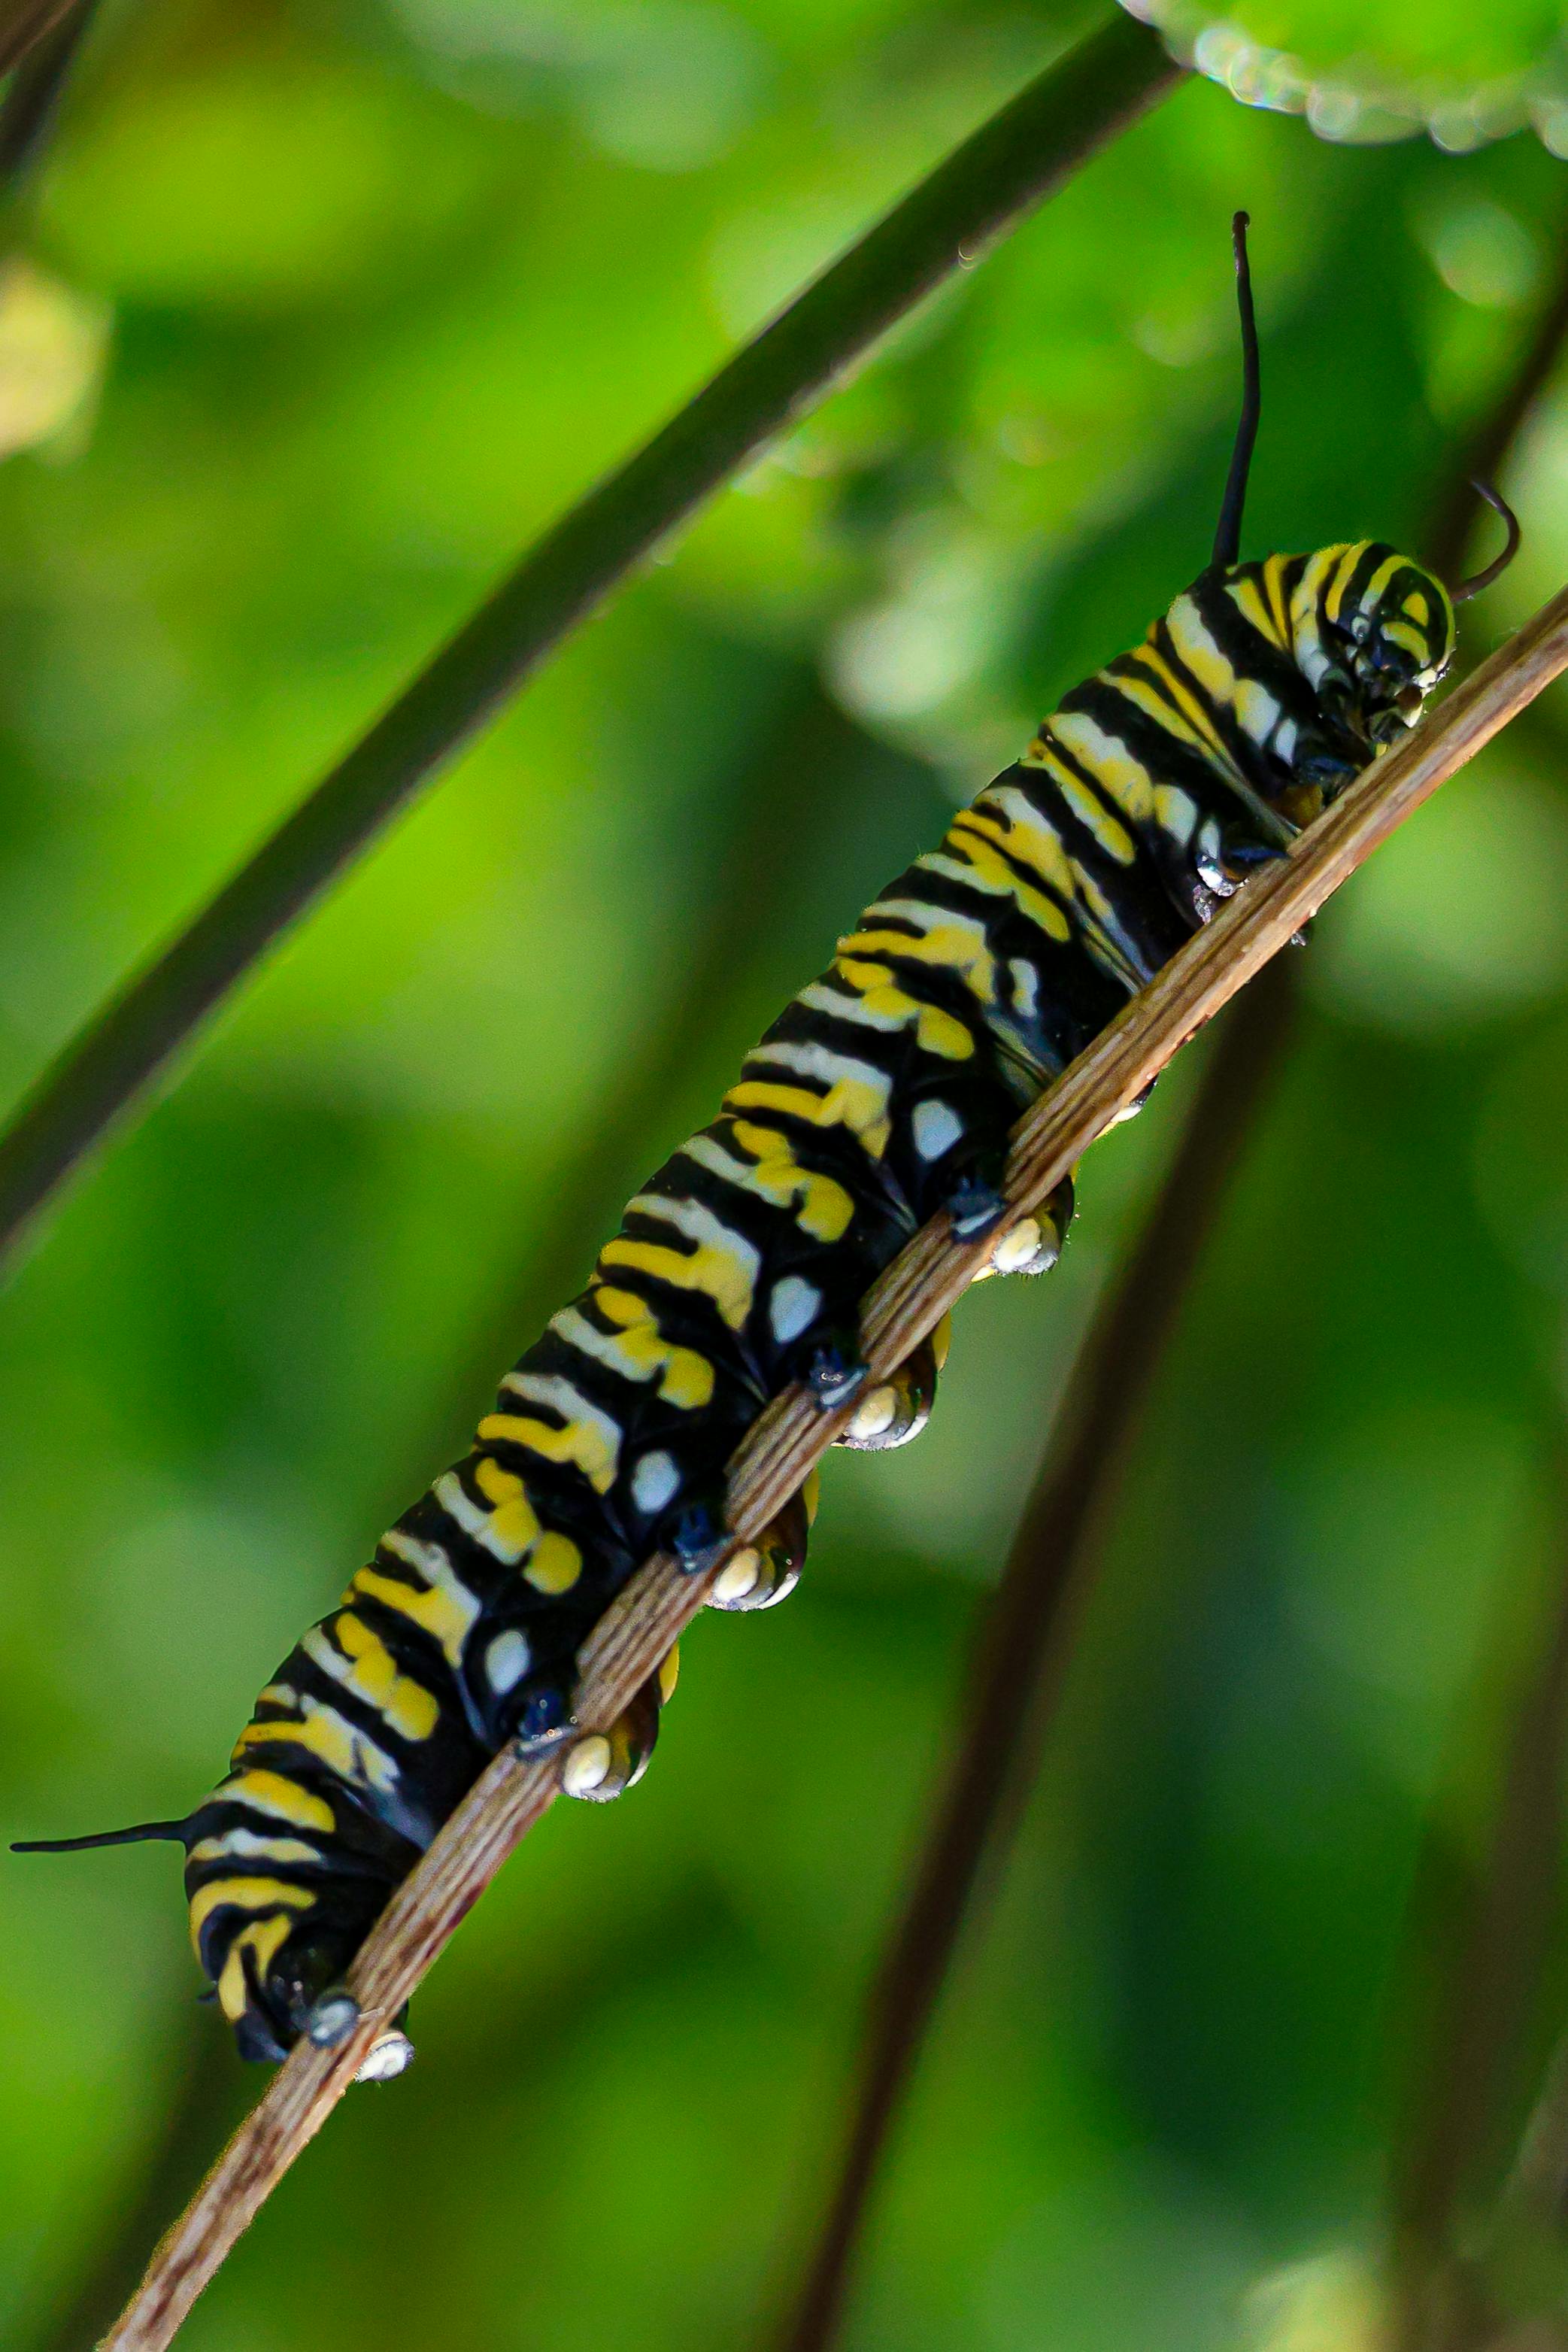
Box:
(4, 2), (1568, 2346)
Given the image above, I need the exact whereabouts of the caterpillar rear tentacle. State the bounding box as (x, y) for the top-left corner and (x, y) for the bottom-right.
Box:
(17, 214), (1515, 2069)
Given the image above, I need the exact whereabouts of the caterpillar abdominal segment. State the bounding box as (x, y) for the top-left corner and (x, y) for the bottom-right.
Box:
(16, 215), (1515, 2068)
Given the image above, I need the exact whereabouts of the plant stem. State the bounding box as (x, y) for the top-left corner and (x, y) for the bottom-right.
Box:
(772, 953), (1296, 2352)
(775, 198), (1568, 2352)
(0, 9), (1179, 1276)
(96, 568), (1568, 2352)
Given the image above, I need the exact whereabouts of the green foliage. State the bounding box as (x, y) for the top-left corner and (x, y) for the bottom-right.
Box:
(2, 4), (1568, 2347)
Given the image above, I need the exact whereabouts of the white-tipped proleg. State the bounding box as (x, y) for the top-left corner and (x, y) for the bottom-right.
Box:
(560, 1652), (677, 1802)
(356, 2030), (416, 2083)
(836, 1316), (951, 1454)
(562, 1734), (614, 1797)
(706, 1472), (820, 1613)
(972, 1176), (1074, 1282)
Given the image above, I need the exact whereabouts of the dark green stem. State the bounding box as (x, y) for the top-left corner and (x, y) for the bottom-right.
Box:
(0, 11), (1179, 1273)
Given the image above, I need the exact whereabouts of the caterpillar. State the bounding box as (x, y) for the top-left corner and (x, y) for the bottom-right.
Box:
(18, 216), (1517, 2079)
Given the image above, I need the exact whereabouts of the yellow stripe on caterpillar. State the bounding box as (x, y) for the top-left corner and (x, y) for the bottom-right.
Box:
(807, 964), (978, 1061)
(190, 1829), (323, 1867)
(210, 1768), (335, 1835)
(551, 1292), (716, 1410)
(216, 1911), (297, 2026)
(680, 1124), (858, 1245)
(302, 1614), (441, 1743)
(189, 1874), (314, 1949)
(484, 1370), (623, 1493)
(601, 1194), (761, 1328)
(839, 898), (998, 1006)
(234, 1694), (400, 1798)
(467, 1456), (584, 1592)
(350, 1530), (482, 1670)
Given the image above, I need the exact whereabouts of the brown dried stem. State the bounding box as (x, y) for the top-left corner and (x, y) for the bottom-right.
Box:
(95, 578), (1568, 2352)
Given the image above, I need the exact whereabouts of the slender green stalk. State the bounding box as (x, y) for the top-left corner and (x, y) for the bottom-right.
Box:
(0, 11), (1179, 1274)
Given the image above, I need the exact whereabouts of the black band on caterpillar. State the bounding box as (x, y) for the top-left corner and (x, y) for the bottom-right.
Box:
(19, 215), (1506, 2066)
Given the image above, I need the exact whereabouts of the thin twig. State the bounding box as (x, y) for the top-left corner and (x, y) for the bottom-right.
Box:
(96, 578), (1568, 2352)
(0, 9), (1178, 1277)
(772, 954), (1295, 2352)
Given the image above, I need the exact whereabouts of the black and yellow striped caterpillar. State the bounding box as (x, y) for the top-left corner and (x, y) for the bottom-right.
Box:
(19, 217), (1516, 2077)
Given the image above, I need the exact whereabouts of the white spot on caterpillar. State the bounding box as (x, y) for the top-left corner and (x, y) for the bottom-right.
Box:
(1153, 785), (1197, 846)
(563, 1736), (612, 1798)
(769, 1274), (820, 1344)
(485, 1630), (530, 1694)
(631, 1451), (681, 1515)
(1008, 958), (1039, 1019)
(912, 1099), (963, 1161)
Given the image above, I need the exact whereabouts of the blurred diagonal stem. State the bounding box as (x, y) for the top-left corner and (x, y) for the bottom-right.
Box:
(0, 0), (80, 82)
(96, 578), (1568, 2352)
(0, 7), (1179, 1276)
(772, 220), (1568, 2352)
(0, 0), (97, 186)
(1386, 1455), (1568, 2352)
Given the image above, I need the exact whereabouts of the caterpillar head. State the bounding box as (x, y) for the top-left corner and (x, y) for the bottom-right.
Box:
(1297, 544), (1457, 753)
(1210, 216), (1515, 766)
